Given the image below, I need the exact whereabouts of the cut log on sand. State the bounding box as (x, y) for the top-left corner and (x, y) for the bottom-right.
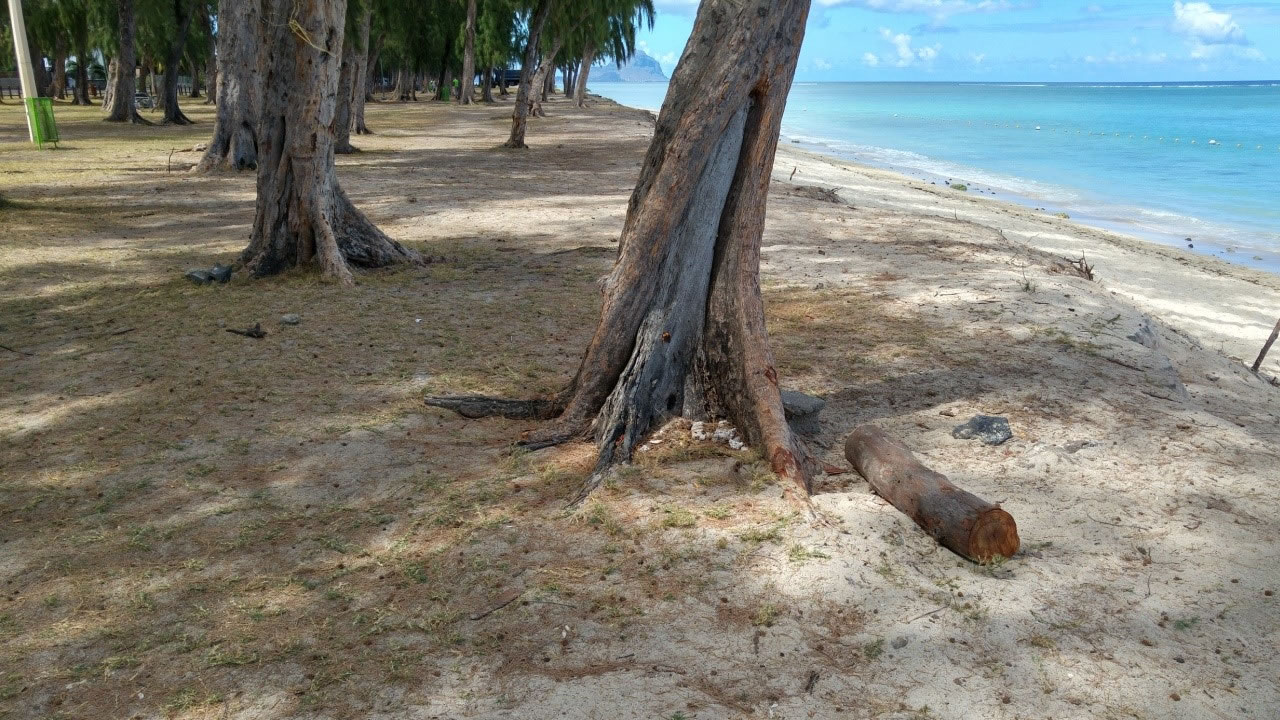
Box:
(845, 425), (1019, 562)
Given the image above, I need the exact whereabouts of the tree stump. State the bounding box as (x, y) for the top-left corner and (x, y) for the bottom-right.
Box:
(845, 425), (1019, 562)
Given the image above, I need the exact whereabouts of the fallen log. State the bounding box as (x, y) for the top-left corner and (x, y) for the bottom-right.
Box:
(845, 425), (1019, 562)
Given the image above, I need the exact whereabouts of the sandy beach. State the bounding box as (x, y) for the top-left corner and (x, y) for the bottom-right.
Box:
(1, 94), (1277, 719)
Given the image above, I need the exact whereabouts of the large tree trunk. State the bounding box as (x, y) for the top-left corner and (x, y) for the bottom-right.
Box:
(72, 43), (92, 105)
(480, 64), (494, 103)
(242, 0), (420, 285)
(503, 0), (553, 149)
(333, 37), (357, 154)
(27, 34), (51, 97)
(351, 7), (372, 133)
(158, 0), (195, 124)
(431, 0), (814, 503)
(194, 0), (260, 172)
(496, 65), (509, 96)
(103, 0), (146, 123)
(458, 0), (476, 105)
(562, 63), (573, 97)
(393, 66), (410, 101)
(364, 32), (382, 101)
(573, 44), (594, 107)
(48, 38), (67, 98)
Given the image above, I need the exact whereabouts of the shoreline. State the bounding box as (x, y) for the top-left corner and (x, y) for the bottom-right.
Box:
(769, 140), (1280, 375)
(589, 90), (1280, 375)
(589, 81), (1280, 277)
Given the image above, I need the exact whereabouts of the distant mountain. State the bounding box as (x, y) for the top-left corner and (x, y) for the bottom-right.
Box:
(590, 50), (669, 83)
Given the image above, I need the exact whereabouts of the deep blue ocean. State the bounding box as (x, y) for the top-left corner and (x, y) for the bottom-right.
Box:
(590, 81), (1280, 271)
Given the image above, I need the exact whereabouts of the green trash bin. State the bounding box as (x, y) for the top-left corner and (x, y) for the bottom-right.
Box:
(25, 97), (59, 149)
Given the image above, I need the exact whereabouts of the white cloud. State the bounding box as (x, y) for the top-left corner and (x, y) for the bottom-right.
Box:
(869, 27), (942, 67)
(1083, 50), (1169, 64)
(1172, 1), (1246, 44)
(970, 52), (986, 65)
(1083, 3), (1103, 12)
(814, 57), (834, 70)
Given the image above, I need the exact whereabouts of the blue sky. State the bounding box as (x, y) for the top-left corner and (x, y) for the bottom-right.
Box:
(638, 2), (1280, 81)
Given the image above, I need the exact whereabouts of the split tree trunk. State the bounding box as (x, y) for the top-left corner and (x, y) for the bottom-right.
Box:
(503, 0), (553, 148)
(194, 0), (261, 172)
(333, 37), (358, 154)
(573, 44), (594, 107)
(458, 0), (476, 104)
(432, 0), (816, 503)
(496, 65), (509, 96)
(104, 0), (146, 123)
(351, 7), (373, 133)
(844, 425), (1020, 562)
(159, 0), (195, 125)
(241, 0), (420, 285)
(528, 38), (563, 118)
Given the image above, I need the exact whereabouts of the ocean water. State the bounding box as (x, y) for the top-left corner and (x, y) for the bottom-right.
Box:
(589, 81), (1280, 272)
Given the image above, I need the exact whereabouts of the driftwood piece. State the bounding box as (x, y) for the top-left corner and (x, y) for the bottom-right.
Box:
(845, 425), (1019, 562)
(1251, 316), (1280, 372)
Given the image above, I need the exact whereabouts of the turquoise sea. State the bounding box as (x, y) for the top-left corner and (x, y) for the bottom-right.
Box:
(590, 81), (1280, 272)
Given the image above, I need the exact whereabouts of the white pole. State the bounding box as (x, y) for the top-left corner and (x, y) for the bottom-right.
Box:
(6, 0), (39, 141)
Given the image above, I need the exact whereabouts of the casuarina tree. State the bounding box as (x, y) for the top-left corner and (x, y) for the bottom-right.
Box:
(240, 0), (420, 284)
(430, 0), (814, 502)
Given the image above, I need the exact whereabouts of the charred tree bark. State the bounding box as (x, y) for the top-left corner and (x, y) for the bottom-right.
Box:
(458, 0), (476, 104)
(573, 44), (594, 107)
(503, 0), (553, 148)
(334, 38), (358, 153)
(194, 0), (260, 172)
(241, 0), (420, 284)
(431, 0), (815, 503)
(159, 0), (195, 125)
(104, 0), (147, 123)
(845, 425), (1020, 562)
(351, 6), (372, 132)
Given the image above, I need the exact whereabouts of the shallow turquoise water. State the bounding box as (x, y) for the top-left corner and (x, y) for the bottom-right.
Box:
(590, 81), (1280, 271)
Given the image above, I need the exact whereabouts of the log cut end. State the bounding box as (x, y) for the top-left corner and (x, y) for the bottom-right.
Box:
(968, 506), (1020, 562)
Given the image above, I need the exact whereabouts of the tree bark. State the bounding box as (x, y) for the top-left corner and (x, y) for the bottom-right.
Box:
(158, 0), (196, 124)
(496, 65), (508, 96)
(351, 6), (372, 133)
(393, 66), (410, 101)
(503, 0), (553, 148)
(333, 37), (357, 154)
(194, 0), (260, 172)
(72, 42), (92, 105)
(528, 38), (562, 118)
(242, 0), (420, 284)
(480, 64), (494, 103)
(432, 0), (816, 504)
(103, 0), (147, 123)
(458, 0), (476, 104)
(364, 32), (382, 101)
(573, 44), (594, 107)
(48, 38), (67, 98)
(845, 425), (1020, 562)
(27, 34), (51, 97)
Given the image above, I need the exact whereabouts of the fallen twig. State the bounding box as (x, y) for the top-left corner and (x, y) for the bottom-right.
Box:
(1, 342), (33, 356)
